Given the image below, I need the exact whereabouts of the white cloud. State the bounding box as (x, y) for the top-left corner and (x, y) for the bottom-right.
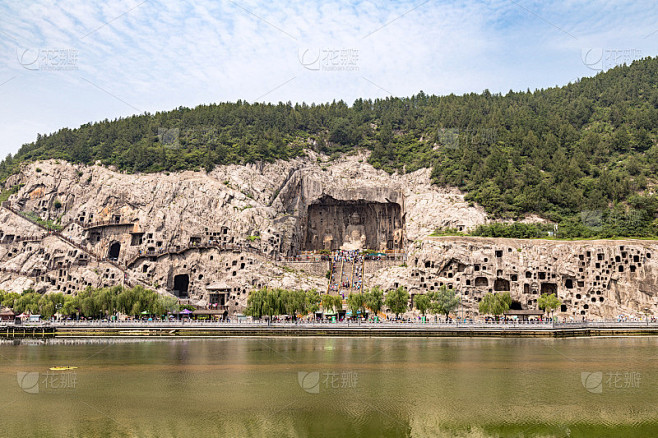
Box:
(0, 0), (656, 157)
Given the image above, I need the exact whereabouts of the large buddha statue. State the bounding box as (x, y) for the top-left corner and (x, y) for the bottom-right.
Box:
(342, 212), (366, 250)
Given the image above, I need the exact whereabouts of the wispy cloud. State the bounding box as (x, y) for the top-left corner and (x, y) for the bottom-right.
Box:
(0, 0), (656, 157)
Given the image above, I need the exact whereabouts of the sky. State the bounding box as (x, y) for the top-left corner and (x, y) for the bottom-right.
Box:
(0, 0), (657, 158)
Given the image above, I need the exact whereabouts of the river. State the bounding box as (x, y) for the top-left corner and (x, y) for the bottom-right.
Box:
(1, 337), (657, 437)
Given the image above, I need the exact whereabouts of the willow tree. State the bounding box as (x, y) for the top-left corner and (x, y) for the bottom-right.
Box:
(322, 294), (343, 313)
(414, 294), (431, 318)
(478, 292), (511, 319)
(538, 293), (561, 318)
(245, 287), (268, 319)
(429, 285), (460, 320)
(347, 292), (365, 318)
(305, 290), (322, 315)
(385, 286), (410, 319)
(364, 286), (384, 316)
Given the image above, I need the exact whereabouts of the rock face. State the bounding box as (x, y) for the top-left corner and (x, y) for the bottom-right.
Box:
(367, 237), (658, 319)
(304, 196), (403, 251)
(1, 153), (657, 319)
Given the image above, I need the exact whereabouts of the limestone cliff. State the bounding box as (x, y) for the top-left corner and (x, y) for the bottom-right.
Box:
(368, 237), (658, 319)
(0, 152), (484, 314)
(1, 153), (656, 319)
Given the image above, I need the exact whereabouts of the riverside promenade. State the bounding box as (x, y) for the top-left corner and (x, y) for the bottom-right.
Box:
(3, 320), (658, 338)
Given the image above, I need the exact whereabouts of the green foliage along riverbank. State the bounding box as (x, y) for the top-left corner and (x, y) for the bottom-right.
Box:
(245, 287), (390, 320)
(1, 57), (657, 234)
(0, 286), (178, 319)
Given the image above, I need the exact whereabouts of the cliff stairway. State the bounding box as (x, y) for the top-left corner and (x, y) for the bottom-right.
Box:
(125, 242), (267, 268)
(351, 254), (364, 293)
(0, 234), (48, 244)
(326, 258), (341, 294)
(1, 203), (146, 288)
(325, 251), (365, 296)
(73, 219), (134, 230)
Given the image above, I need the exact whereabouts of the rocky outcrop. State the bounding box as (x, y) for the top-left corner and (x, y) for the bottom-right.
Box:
(0, 152), (485, 314)
(367, 237), (658, 319)
(2, 153), (657, 319)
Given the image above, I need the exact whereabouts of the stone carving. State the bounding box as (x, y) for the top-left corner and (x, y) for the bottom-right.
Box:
(2, 152), (656, 319)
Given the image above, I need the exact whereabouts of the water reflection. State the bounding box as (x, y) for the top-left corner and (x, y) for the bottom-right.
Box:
(0, 337), (657, 437)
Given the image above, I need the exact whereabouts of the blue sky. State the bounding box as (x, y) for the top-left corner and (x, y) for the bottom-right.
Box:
(0, 0), (657, 158)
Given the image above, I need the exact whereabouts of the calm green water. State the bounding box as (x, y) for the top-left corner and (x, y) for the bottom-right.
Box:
(1, 337), (657, 437)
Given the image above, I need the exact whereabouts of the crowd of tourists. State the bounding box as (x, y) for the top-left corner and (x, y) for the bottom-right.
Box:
(328, 250), (364, 293)
(352, 263), (363, 291)
(332, 250), (361, 263)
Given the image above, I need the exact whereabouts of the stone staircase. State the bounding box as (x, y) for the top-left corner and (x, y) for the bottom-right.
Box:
(125, 241), (272, 268)
(1, 203), (147, 288)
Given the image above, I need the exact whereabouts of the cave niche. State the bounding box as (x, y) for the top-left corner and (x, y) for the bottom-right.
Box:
(303, 196), (404, 251)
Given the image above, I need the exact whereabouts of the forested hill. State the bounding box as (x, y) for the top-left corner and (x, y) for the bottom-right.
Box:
(1, 56), (658, 236)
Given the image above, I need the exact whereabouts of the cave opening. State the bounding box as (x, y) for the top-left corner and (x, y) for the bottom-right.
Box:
(108, 242), (121, 260)
(173, 274), (189, 298)
(494, 278), (510, 291)
(209, 293), (226, 306)
(541, 283), (558, 295)
(510, 300), (523, 310)
(303, 196), (404, 252)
